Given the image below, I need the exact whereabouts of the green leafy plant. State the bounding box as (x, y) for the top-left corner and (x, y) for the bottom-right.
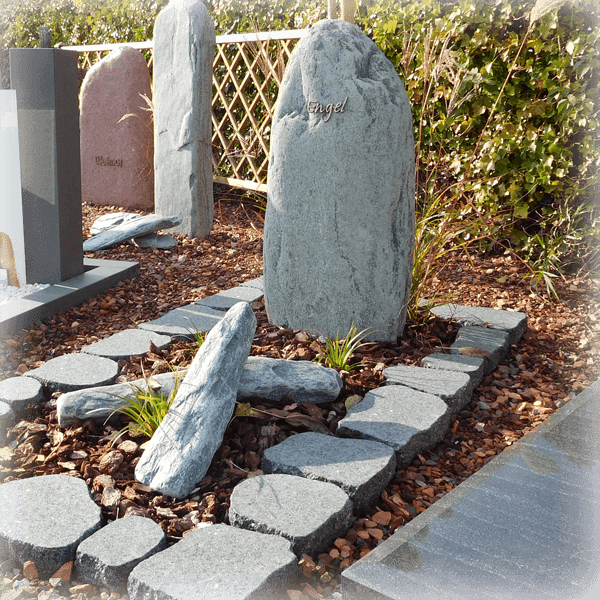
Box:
(312, 324), (374, 371)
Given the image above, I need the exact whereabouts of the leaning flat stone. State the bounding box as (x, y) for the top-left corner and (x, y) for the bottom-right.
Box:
(336, 386), (452, 469)
(135, 302), (256, 498)
(237, 356), (342, 404)
(57, 371), (183, 427)
(0, 475), (101, 578)
(432, 304), (527, 345)
(262, 432), (395, 512)
(195, 286), (264, 311)
(90, 213), (143, 236)
(24, 354), (119, 393)
(131, 233), (177, 249)
(137, 303), (224, 339)
(81, 329), (172, 361)
(450, 326), (510, 375)
(127, 524), (296, 600)
(83, 215), (181, 252)
(383, 364), (473, 412)
(229, 474), (354, 557)
(0, 401), (14, 442)
(75, 516), (166, 592)
(421, 353), (485, 389)
(0, 376), (44, 415)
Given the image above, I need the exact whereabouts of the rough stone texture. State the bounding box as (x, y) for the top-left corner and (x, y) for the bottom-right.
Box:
(0, 401), (14, 442)
(23, 353), (119, 393)
(135, 302), (256, 498)
(383, 364), (473, 412)
(127, 524), (297, 600)
(75, 516), (166, 593)
(131, 233), (177, 249)
(137, 303), (224, 339)
(81, 329), (172, 361)
(84, 215), (181, 252)
(0, 475), (102, 578)
(263, 19), (415, 342)
(90, 213), (142, 236)
(450, 326), (510, 375)
(336, 385), (452, 468)
(0, 375), (44, 415)
(432, 304), (527, 345)
(239, 276), (264, 291)
(420, 353), (485, 389)
(237, 356), (342, 404)
(195, 286), (264, 311)
(261, 432), (396, 512)
(229, 474), (354, 557)
(80, 46), (154, 210)
(153, 0), (216, 239)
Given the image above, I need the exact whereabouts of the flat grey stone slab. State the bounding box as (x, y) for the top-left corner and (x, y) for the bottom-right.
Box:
(131, 233), (177, 249)
(450, 326), (510, 375)
(0, 474), (101, 578)
(23, 353), (119, 393)
(137, 303), (224, 340)
(90, 212), (143, 236)
(229, 473), (354, 557)
(432, 304), (527, 345)
(127, 523), (297, 600)
(0, 376), (44, 415)
(420, 353), (485, 389)
(383, 364), (473, 412)
(81, 329), (172, 360)
(75, 516), (166, 593)
(336, 386), (452, 469)
(239, 276), (264, 291)
(0, 401), (14, 442)
(195, 286), (264, 311)
(262, 432), (396, 513)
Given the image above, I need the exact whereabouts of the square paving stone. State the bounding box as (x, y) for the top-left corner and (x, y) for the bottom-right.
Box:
(420, 353), (485, 389)
(195, 287), (263, 311)
(138, 304), (225, 339)
(450, 326), (509, 374)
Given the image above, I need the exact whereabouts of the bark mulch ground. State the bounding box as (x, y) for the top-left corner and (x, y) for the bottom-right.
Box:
(0, 185), (598, 600)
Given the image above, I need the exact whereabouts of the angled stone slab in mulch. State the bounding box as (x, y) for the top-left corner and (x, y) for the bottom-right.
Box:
(127, 524), (297, 600)
(75, 516), (166, 593)
(261, 432), (396, 513)
(23, 353), (119, 393)
(336, 385), (452, 469)
(195, 286), (264, 311)
(450, 326), (510, 375)
(229, 474), (354, 557)
(432, 304), (527, 345)
(90, 212), (144, 236)
(420, 353), (486, 390)
(0, 475), (101, 578)
(81, 329), (172, 361)
(239, 276), (264, 291)
(383, 364), (473, 413)
(0, 376), (44, 415)
(83, 215), (181, 252)
(137, 304), (224, 340)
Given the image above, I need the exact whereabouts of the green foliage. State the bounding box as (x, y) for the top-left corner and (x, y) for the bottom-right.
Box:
(313, 324), (373, 371)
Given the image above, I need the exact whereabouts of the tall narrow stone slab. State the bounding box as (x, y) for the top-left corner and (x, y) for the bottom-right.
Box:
(153, 0), (215, 238)
(80, 46), (154, 210)
(8, 48), (84, 284)
(263, 19), (415, 342)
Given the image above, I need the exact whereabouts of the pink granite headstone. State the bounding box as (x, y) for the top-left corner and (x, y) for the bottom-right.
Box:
(80, 46), (154, 210)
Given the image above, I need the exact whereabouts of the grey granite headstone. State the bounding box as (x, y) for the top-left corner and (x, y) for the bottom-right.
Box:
(0, 375), (44, 415)
(153, 0), (216, 239)
(81, 329), (172, 361)
(263, 19), (415, 342)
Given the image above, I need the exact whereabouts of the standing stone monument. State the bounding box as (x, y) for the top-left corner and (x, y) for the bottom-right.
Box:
(263, 19), (415, 342)
(80, 46), (154, 210)
(7, 48), (84, 285)
(153, 0), (215, 238)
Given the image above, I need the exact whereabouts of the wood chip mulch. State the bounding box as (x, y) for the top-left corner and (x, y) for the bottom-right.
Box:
(0, 184), (598, 600)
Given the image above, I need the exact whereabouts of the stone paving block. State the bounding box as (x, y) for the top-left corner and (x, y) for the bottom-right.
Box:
(383, 364), (472, 412)
(0, 400), (14, 442)
(127, 523), (297, 600)
(81, 329), (172, 360)
(0, 475), (101, 578)
(23, 353), (119, 393)
(336, 385), (452, 468)
(137, 303), (224, 339)
(420, 353), (485, 389)
(195, 286), (263, 311)
(75, 516), (166, 593)
(239, 276), (264, 291)
(432, 304), (527, 345)
(229, 474), (354, 557)
(450, 326), (510, 375)
(261, 432), (396, 513)
(0, 376), (44, 415)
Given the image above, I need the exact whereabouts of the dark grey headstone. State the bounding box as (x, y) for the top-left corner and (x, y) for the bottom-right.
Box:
(0, 375), (44, 415)
(81, 329), (172, 360)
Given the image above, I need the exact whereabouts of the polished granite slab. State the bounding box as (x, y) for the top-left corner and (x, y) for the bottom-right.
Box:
(342, 380), (600, 600)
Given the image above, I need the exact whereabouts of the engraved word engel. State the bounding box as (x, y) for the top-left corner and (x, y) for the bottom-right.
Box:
(307, 97), (348, 122)
(95, 156), (123, 167)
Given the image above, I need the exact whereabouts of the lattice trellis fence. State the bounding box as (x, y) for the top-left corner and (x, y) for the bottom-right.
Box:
(64, 29), (307, 194)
